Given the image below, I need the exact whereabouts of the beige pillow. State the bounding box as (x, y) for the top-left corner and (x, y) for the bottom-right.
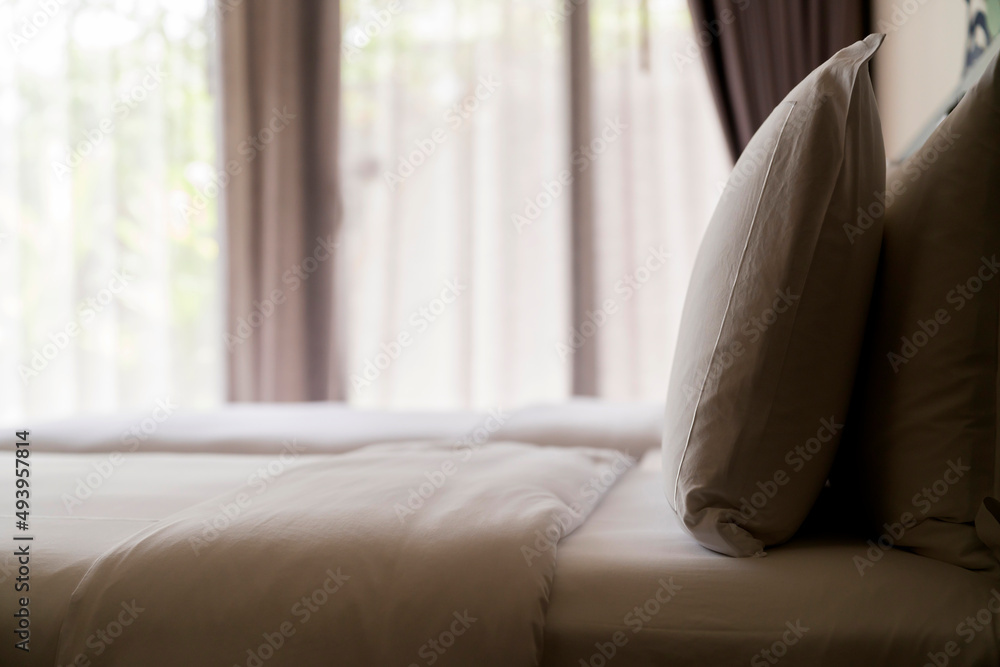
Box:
(836, 52), (1000, 574)
(662, 35), (886, 557)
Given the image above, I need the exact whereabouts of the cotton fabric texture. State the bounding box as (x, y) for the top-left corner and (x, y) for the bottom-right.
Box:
(838, 52), (1000, 574)
(663, 35), (886, 557)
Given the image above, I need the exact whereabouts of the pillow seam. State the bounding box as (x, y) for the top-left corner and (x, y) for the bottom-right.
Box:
(671, 101), (797, 511)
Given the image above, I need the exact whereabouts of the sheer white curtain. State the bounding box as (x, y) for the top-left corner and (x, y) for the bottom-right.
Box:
(341, 0), (731, 407)
(588, 0), (732, 399)
(340, 0), (731, 409)
(0, 0), (221, 423)
(340, 0), (572, 408)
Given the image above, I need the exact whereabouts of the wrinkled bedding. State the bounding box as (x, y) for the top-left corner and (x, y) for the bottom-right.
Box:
(1, 402), (999, 666)
(53, 442), (626, 667)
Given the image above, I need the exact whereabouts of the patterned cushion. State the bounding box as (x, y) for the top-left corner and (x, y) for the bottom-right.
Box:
(967, 0), (1000, 69)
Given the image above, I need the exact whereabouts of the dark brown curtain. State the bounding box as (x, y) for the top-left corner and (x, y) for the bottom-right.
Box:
(220, 0), (344, 402)
(568, 0), (599, 396)
(686, 0), (868, 160)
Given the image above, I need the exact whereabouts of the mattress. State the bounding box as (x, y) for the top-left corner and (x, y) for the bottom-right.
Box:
(1, 404), (998, 665)
(545, 455), (1000, 666)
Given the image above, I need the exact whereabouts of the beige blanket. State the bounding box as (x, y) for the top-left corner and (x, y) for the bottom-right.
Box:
(54, 442), (628, 666)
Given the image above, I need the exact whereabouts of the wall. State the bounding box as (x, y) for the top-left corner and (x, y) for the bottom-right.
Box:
(872, 0), (967, 161)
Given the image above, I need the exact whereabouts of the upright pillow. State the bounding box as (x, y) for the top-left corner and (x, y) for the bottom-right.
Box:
(663, 35), (886, 557)
(837, 52), (1000, 574)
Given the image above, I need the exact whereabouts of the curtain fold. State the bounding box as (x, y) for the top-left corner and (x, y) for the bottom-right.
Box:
(335, 0), (730, 409)
(224, 0), (731, 409)
(338, 0), (574, 409)
(568, 0), (599, 396)
(587, 0), (732, 401)
(220, 0), (344, 402)
(686, 0), (867, 160)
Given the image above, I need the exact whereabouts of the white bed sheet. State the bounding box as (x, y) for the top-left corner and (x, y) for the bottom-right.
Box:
(3, 448), (998, 666)
(544, 454), (1000, 666)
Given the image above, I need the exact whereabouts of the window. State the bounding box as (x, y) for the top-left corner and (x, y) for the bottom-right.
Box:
(0, 0), (222, 422)
(339, 0), (730, 409)
(2, 0), (730, 419)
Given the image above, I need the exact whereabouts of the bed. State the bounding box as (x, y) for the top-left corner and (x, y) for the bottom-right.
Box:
(2, 401), (998, 666)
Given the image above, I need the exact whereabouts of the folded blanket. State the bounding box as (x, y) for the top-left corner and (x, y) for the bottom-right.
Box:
(55, 442), (630, 666)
